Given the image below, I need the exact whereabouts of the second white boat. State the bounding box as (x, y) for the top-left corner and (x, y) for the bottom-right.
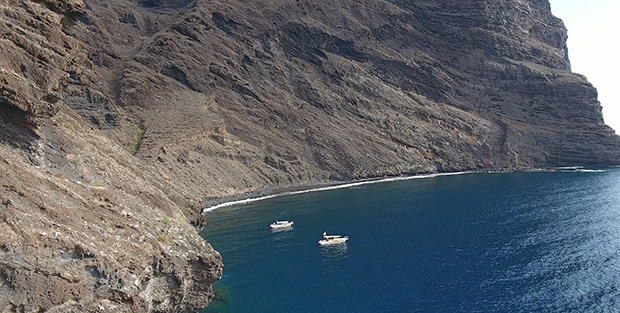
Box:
(319, 232), (349, 245)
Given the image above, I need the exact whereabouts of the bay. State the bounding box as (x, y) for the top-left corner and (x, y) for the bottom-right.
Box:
(200, 168), (620, 312)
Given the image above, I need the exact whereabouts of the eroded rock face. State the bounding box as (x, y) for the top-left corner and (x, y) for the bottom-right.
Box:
(1, 1), (221, 312)
(1, 0), (620, 312)
(71, 0), (617, 182)
(0, 130), (222, 312)
(0, 0), (83, 117)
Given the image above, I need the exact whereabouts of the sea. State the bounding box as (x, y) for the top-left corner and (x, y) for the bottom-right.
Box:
(200, 167), (620, 312)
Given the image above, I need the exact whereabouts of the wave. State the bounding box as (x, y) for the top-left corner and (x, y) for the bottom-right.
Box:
(555, 166), (609, 173)
(577, 169), (607, 173)
(555, 166), (615, 173)
(203, 171), (470, 213)
(556, 166), (584, 170)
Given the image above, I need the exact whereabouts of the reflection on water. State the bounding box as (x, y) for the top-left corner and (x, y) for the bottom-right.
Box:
(320, 243), (350, 262)
(272, 229), (295, 243)
(201, 168), (620, 312)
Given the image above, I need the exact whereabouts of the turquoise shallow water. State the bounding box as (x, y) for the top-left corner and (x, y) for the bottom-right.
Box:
(200, 168), (620, 312)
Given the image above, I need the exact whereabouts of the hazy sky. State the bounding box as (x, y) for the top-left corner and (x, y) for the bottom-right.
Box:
(548, 0), (620, 133)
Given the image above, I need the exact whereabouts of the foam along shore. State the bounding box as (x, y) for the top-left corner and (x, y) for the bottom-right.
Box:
(203, 171), (471, 213)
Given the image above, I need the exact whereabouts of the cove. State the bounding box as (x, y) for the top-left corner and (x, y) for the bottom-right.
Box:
(200, 168), (620, 312)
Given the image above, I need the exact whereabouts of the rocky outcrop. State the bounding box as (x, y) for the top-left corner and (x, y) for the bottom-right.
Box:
(1, 0), (620, 311)
(0, 131), (222, 312)
(1, 1), (221, 312)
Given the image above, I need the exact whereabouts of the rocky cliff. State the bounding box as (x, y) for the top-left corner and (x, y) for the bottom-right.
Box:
(1, 0), (619, 311)
(0, 1), (222, 312)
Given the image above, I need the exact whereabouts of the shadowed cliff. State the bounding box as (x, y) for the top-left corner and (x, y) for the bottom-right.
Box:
(1, 0), (619, 311)
(73, 0), (620, 187)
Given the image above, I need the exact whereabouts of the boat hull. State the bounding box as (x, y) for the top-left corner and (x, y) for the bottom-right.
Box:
(270, 221), (294, 229)
(318, 236), (349, 245)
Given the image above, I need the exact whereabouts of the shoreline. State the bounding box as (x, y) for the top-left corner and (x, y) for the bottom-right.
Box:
(202, 170), (472, 213)
(201, 165), (612, 214)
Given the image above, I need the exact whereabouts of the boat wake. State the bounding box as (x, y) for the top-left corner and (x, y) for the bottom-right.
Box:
(320, 243), (349, 262)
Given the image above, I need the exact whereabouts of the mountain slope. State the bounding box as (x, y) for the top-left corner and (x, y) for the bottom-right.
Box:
(1, 0), (619, 311)
(74, 0), (620, 187)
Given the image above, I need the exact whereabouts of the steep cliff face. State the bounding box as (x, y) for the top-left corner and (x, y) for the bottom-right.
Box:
(1, 0), (619, 311)
(1, 1), (221, 312)
(69, 0), (619, 190)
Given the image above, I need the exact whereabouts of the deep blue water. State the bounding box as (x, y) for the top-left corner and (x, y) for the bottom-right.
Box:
(200, 168), (620, 312)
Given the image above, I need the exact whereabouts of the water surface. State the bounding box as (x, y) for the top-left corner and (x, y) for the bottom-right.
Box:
(201, 169), (620, 312)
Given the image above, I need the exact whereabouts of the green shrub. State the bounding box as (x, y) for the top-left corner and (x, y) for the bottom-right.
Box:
(63, 122), (75, 132)
(157, 233), (169, 242)
(128, 124), (144, 155)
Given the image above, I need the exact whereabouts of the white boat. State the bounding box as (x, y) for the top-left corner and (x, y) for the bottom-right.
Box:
(270, 220), (294, 229)
(319, 232), (349, 245)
